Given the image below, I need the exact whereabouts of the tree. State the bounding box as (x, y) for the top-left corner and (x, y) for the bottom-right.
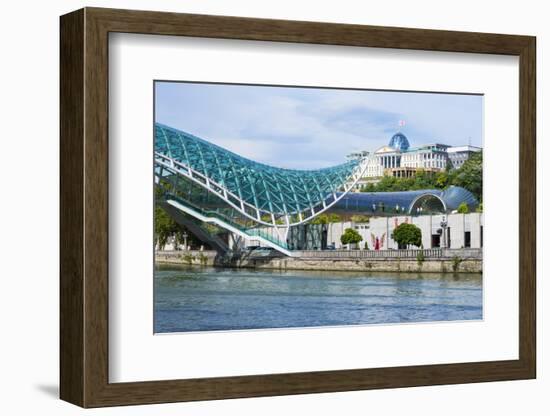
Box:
(457, 202), (469, 214)
(328, 213), (342, 223)
(448, 151), (483, 201)
(310, 214), (328, 225)
(154, 206), (178, 250)
(154, 205), (200, 250)
(434, 171), (449, 189)
(362, 182), (377, 192)
(357, 151), (482, 202)
(310, 212), (341, 225)
(391, 223), (422, 249)
(340, 228), (363, 246)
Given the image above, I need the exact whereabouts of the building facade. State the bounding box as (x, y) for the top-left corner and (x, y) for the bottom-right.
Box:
(236, 212), (483, 251)
(447, 145), (483, 169)
(350, 132), (481, 186)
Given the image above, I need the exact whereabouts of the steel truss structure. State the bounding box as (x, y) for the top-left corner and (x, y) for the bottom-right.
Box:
(155, 123), (368, 227)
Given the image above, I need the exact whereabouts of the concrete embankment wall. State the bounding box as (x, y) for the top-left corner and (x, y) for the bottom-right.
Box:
(156, 251), (218, 267)
(155, 250), (482, 273)
(233, 256), (481, 274)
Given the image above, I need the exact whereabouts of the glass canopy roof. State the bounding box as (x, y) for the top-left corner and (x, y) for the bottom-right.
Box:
(332, 185), (478, 215)
(155, 123), (367, 226)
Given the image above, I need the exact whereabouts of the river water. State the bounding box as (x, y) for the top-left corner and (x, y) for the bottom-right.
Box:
(154, 265), (482, 333)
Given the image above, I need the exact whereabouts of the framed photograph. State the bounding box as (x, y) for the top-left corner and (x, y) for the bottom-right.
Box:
(60, 7), (536, 407)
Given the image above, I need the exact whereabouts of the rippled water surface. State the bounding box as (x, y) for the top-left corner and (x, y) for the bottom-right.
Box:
(154, 266), (482, 333)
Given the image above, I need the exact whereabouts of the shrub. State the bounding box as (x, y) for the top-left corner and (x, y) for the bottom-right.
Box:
(340, 228), (363, 246)
(392, 223), (422, 248)
(351, 214), (370, 223)
(327, 213), (342, 223)
(457, 202), (469, 214)
(312, 213), (343, 225)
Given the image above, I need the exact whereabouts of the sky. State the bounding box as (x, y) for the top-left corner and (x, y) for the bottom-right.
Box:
(155, 81), (483, 170)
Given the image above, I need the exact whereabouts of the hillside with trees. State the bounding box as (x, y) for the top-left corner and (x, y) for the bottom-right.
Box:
(360, 151), (483, 201)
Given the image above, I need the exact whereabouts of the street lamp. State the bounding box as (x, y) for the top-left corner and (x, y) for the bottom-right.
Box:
(440, 215), (448, 249)
(182, 231), (188, 251)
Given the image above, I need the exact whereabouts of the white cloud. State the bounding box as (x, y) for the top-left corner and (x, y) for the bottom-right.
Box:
(156, 82), (482, 169)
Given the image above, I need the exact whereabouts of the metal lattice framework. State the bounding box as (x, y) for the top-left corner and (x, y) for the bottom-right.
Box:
(154, 123), (368, 228)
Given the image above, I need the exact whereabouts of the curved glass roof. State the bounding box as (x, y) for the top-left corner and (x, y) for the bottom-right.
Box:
(155, 123), (367, 224)
(332, 186), (477, 215)
(439, 186), (478, 211)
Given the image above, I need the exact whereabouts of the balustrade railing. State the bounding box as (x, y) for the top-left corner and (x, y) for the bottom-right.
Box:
(294, 248), (482, 259)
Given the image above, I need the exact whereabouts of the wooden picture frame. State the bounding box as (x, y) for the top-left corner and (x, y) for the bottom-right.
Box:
(60, 7), (536, 408)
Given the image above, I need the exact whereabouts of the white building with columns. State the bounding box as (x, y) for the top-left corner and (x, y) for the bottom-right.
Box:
(350, 132), (481, 183)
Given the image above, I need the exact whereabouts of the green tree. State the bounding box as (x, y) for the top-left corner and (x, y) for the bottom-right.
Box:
(328, 213), (342, 223)
(311, 212), (341, 225)
(435, 171), (449, 189)
(350, 214), (370, 223)
(357, 152), (483, 200)
(154, 205), (199, 250)
(448, 151), (483, 201)
(340, 228), (363, 246)
(457, 202), (469, 214)
(310, 213), (328, 225)
(154, 206), (178, 250)
(362, 182), (377, 192)
(375, 175), (398, 192)
(391, 223), (422, 249)
(359, 170), (440, 194)
(476, 202), (483, 213)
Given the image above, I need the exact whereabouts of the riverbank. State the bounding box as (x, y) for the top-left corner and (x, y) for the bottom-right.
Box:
(229, 257), (481, 273)
(155, 249), (482, 273)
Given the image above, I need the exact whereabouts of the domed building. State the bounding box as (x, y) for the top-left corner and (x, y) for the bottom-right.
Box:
(363, 132), (411, 178)
(357, 130), (475, 184)
(388, 132), (410, 151)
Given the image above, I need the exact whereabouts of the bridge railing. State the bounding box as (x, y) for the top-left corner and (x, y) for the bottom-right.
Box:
(294, 248), (482, 260)
(246, 228), (289, 249)
(155, 250), (218, 258)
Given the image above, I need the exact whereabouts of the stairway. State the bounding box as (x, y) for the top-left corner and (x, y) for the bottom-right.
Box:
(164, 199), (293, 257)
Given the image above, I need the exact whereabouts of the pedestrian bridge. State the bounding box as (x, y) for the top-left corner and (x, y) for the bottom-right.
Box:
(154, 123), (368, 254)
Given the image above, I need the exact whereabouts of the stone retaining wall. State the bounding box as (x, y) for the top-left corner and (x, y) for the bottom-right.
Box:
(233, 257), (481, 274)
(155, 250), (482, 273)
(155, 251), (218, 267)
